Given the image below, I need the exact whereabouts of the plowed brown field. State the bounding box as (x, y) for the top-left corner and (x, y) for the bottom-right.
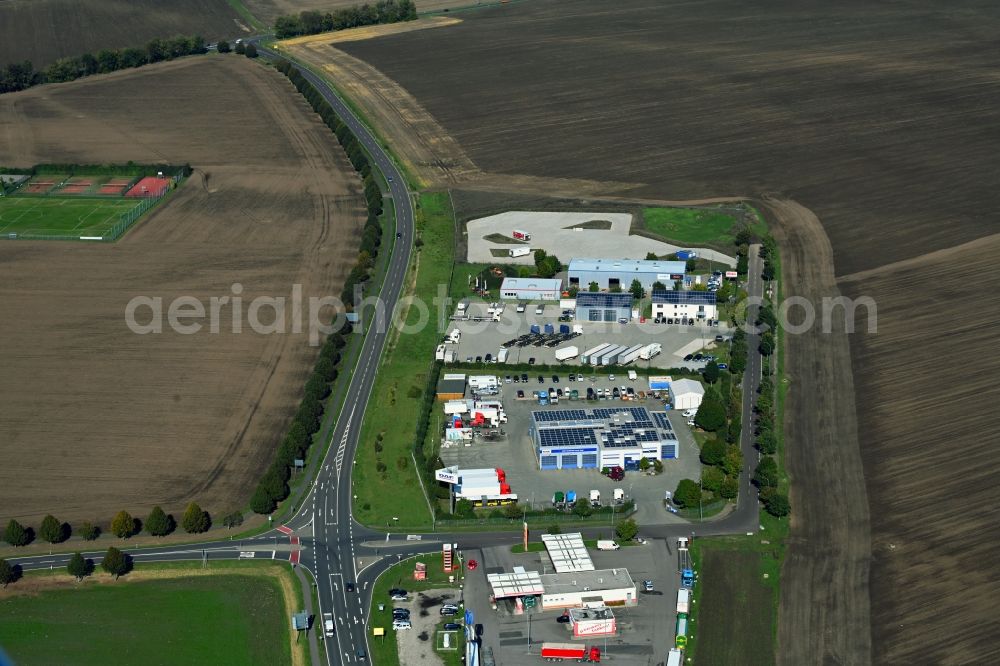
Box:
(311, 0), (1000, 662)
(0, 57), (364, 525)
(0, 0), (247, 69)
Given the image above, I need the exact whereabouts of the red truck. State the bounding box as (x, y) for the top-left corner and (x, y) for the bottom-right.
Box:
(540, 643), (601, 662)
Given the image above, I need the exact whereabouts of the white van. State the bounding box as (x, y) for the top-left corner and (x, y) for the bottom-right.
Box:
(535, 304), (544, 315)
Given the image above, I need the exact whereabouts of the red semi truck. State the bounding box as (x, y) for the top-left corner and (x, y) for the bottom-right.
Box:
(540, 643), (601, 662)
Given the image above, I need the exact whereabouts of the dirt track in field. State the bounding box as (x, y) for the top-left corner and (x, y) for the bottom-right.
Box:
(0, 57), (364, 525)
(0, 0), (247, 69)
(309, 0), (1000, 662)
(244, 0), (476, 25)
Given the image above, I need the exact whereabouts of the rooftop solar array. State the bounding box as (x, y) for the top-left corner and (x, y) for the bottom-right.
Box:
(574, 292), (635, 308)
(651, 289), (717, 305)
(541, 533), (595, 573)
(533, 407), (676, 450)
(538, 428), (599, 448)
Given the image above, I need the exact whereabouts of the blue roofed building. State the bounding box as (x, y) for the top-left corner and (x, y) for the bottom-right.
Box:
(530, 406), (679, 470)
(568, 258), (687, 292)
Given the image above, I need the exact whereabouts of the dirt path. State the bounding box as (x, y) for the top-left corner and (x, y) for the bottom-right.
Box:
(759, 196), (872, 666)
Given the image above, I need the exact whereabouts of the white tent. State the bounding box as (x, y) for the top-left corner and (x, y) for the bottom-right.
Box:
(669, 378), (705, 410)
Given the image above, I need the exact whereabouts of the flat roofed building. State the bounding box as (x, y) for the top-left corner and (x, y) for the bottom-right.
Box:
(487, 570), (545, 599)
(436, 374), (467, 401)
(574, 292), (634, 323)
(500, 277), (562, 301)
(669, 378), (705, 411)
(540, 569), (637, 609)
(531, 406), (678, 469)
(569, 258), (686, 291)
(541, 533), (595, 572)
(651, 289), (718, 320)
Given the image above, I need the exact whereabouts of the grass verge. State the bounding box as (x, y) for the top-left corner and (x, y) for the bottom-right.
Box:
(641, 207), (739, 247)
(352, 192), (456, 530)
(0, 561), (303, 666)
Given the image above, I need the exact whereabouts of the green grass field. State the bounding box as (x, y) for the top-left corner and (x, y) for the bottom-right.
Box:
(352, 192), (456, 529)
(0, 196), (140, 239)
(0, 572), (292, 666)
(642, 207), (738, 247)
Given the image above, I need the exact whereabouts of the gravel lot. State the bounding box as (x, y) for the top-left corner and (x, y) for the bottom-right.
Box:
(393, 587), (463, 666)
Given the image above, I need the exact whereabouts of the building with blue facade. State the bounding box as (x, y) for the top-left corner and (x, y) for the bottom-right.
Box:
(574, 292), (634, 323)
(530, 406), (679, 470)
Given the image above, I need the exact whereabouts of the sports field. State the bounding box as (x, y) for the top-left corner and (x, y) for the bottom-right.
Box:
(0, 196), (141, 239)
(0, 572), (292, 666)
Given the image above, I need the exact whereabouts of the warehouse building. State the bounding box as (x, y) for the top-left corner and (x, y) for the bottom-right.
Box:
(499, 277), (562, 301)
(574, 292), (634, 323)
(568, 258), (686, 292)
(651, 289), (718, 321)
(669, 378), (705, 411)
(540, 569), (637, 609)
(436, 373), (467, 401)
(530, 406), (679, 470)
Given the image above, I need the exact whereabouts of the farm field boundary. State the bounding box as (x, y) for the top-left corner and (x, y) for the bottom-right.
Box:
(0, 561), (305, 666)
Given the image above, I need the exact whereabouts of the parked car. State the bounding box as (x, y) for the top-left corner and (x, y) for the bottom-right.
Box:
(643, 580), (654, 591)
(556, 614), (571, 624)
(521, 373), (529, 382)
(568, 373), (576, 381)
(718, 363), (728, 369)
(347, 582), (355, 592)
(475, 355), (483, 363)
(552, 375), (559, 383)
(683, 354), (694, 362)
(485, 353), (493, 363)
(505, 375), (512, 383)
(393, 620), (412, 630)
(682, 409), (697, 417)
(528, 357), (536, 365)
(715, 335), (725, 343)
(443, 623), (462, 631)
(609, 374), (615, 381)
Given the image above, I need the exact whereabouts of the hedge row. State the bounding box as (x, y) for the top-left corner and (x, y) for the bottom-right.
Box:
(0, 36), (207, 94)
(274, 1), (417, 39)
(249, 56), (388, 515)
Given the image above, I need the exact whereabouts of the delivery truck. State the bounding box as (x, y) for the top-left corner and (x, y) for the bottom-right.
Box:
(596, 540), (619, 551)
(497, 348), (509, 363)
(638, 343), (661, 360)
(554, 346), (579, 361)
(666, 648), (683, 666)
(676, 588), (690, 613)
(540, 643), (600, 662)
(613, 488), (625, 504)
(512, 230), (531, 241)
(589, 489), (601, 507)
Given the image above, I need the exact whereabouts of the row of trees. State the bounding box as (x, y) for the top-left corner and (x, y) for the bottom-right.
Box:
(752, 310), (790, 517)
(2, 502), (225, 548)
(1, 35), (208, 94)
(249, 57), (389, 515)
(275, 0), (417, 39)
(0, 546), (134, 589)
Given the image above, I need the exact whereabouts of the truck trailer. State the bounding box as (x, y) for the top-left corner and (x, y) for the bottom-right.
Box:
(508, 247), (532, 258)
(540, 643), (600, 662)
(597, 345), (626, 366)
(555, 346), (579, 361)
(582, 343), (612, 365)
(638, 343), (662, 360)
(617, 344), (646, 365)
(666, 648), (683, 666)
(676, 588), (690, 613)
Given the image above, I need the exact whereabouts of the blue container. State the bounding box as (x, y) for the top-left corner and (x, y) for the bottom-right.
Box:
(543, 323), (555, 334)
(676, 250), (695, 260)
(530, 324), (540, 334)
(559, 324), (570, 334)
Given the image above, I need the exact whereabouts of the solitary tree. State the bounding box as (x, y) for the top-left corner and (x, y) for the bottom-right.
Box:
(222, 511), (244, 529)
(4, 519), (30, 547)
(79, 522), (101, 541)
(672, 479), (702, 509)
(638, 457), (650, 472)
(101, 546), (130, 579)
(615, 518), (639, 542)
(244, 43), (258, 58)
(182, 502), (210, 534)
(454, 499), (475, 518)
(694, 395), (727, 432)
(39, 514), (66, 544)
(111, 511), (136, 539)
(250, 486), (277, 514)
(645, 252), (659, 260)
(0, 558), (18, 588)
(145, 506), (173, 537)
(572, 498), (593, 517)
(629, 279), (645, 300)
(234, 41), (246, 55)
(67, 552), (91, 581)
(217, 40), (231, 53)
(547, 524), (561, 535)
(703, 361), (720, 384)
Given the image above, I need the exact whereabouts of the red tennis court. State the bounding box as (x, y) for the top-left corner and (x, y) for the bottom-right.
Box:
(125, 176), (171, 198)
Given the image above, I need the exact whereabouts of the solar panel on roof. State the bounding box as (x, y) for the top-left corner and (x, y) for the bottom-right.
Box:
(575, 292), (634, 308)
(651, 289), (717, 305)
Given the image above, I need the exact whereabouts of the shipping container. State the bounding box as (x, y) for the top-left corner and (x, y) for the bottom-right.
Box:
(597, 345), (626, 366)
(617, 344), (646, 365)
(582, 343), (612, 365)
(555, 346), (579, 361)
(508, 247), (532, 258)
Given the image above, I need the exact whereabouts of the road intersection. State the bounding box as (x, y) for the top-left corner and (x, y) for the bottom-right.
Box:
(8, 49), (768, 666)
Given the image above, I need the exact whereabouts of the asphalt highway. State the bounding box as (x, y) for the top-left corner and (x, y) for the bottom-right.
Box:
(7, 47), (769, 666)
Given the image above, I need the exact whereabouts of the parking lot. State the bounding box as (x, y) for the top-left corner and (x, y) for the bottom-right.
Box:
(445, 302), (728, 371)
(438, 385), (703, 526)
(462, 540), (679, 665)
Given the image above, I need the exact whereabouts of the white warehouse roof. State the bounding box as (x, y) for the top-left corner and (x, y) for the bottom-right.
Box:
(569, 258), (687, 275)
(669, 378), (705, 397)
(500, 277), (562, 292)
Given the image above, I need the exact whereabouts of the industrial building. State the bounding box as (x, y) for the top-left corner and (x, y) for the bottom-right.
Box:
(540, 569), (638, 609)
(651, 289), (718, 320)
(499, 277), (562, 301)
(669, 378), (705, 410)
(574, 292), (634, 323)
(568, 258), (686, 291)
(530, 406), (679, 470)
(436, 373), (467, 401)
